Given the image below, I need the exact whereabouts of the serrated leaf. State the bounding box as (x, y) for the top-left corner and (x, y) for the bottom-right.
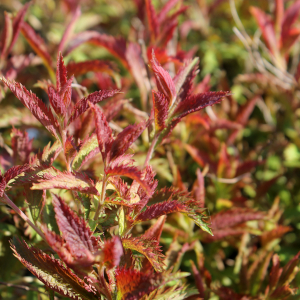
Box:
(0, 78), (60, 139)
(72, 134), (99, 170)
(172, 91), (229, 119)
(68, 89), (119, 125)
(110, 120), (148, 160)
(150, 50), (176, 105)
(11, 238), (98, 300)
(32, 170), (99, 195)
(91, 103), (113, 161)
(106, 164), (151, 195)
(51, 194), (100, 268)
(11, 128), (33, 165)
(152, 91), (169, 132)
(99, 236), (123, 269)
(122, 236), (165, 272)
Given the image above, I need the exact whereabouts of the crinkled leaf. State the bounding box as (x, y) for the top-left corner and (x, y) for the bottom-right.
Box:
(52, 194), (99, 268)
(122, 236), (165, 272)
(41, 140), (62, 165)
(11, 238), (98, 300)
(152, 91), (169, 132)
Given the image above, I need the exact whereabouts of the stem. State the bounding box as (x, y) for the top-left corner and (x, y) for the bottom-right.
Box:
(94, 174), (107, 221)
(3, 193), (46, 241)
(144, 134), (159, 167)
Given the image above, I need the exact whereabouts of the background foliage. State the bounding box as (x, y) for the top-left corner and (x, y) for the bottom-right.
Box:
(1, 0), (300, 299)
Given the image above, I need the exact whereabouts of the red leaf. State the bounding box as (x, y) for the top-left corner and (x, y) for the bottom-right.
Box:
(145, 0), (159, 42)
(91, 103), (113, 160)
(269, 254), (282, 291)
(52, 194), (100, 268)
(115, 267), (158, 299)
(280, 28), (300, 53)
(173, 91), (229, 119)
(152, 91), (169, 132)
(0, 78), (60, 138)
(20, 22), (54, 75)
(136, 200), (189, 222)
(157, 0), (181, 25)
(150, 50), (176, 105)
(0, 164), (31, 196)
(102, 98), (128, 122)
(100, 236), (123, 269)
(142, 215), (166, 241)
(56, 52), (68, 92)
(11, 128), (33, 165)
(67, 89), (119, 125)
(106, 163), (151, 195)
(193, 168), (205, 208)
(110, 120), (148, 160)
(32, 170), (99, 195)
(211, 208), (265, 230)
(282, 0), (300, 37)
(261, 225), (292, 247)
(66, 60), (117, 78)
(122, 236), (165, 272)
(0, 12), (13, 60)
(7, 2), (30, 55)
(58, 6), (81, 53)
(65, 31), (128, 67)
(11, 239), (98, 300)
(250, 6), (278, 55)
(48, 86), (67, 116)
(191, 260), (205, 298)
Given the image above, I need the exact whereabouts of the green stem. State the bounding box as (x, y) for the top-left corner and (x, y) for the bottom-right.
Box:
(3, 193), (46, 241)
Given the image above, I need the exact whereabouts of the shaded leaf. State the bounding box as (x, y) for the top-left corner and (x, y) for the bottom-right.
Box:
(32, 170), (99, 195)
(122, 236), (165, 272)
(11, 239), (98, 300)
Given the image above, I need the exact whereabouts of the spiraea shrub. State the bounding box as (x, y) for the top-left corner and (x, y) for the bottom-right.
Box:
(0, 0), (300, 299)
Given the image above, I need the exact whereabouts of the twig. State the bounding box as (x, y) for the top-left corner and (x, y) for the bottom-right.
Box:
(206, 172), (251, 184)
(0, 281), (48, 295)
(144, 134), (159, 166)
(3, 193), (46, 240)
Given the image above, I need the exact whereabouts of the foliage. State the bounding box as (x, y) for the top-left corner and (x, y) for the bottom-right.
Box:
(0, 0), (300, 299)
